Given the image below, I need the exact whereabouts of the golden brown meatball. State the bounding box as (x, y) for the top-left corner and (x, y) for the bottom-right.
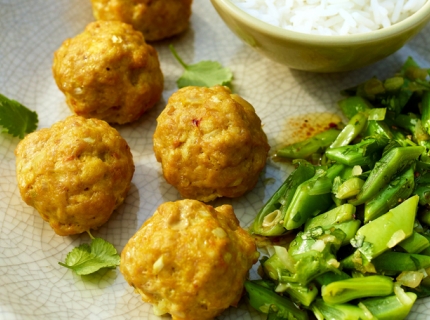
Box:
(52, 20), (163, 124)
(153, 85), (270, 202)
(15, 115), (134, 236)
(120, 199), (259, 320)
(90, 0), (193, 41)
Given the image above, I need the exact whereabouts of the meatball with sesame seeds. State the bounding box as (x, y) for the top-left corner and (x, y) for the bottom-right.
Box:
(120, 199), (259, 320)
(52, 20), (163, 124)
(153, 85), (270, 202)
(14, 115), (134, 236)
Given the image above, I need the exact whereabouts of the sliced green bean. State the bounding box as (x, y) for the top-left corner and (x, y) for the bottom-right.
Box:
(335, 177), (365, 200)
(275, 282), (319, 307)
(282, 228), (345, 285)
(353, 195), (419, 261)
(329, 112), (368, 149)
(372, 251), (430, 272)
(359, 292), (417, 320)
(284, 164), (344, 230)
(364, 166), (415, 223)
(398, 231), (430, 254)
(349, 146), (424, 205)
(363, 119), (393, 140)
(244, 281), (309, 320)
(334, 220), (362, 246)
(304, 204), (356, 231)
(312, 299), (374, 320)
(251, 160), (315, 236)
(325, 137), (385, 167)
(277, 128), (340, 159)
(338, 96), (372, 119)
(394, 112), (430, 148)
(321, 275), (393, 304)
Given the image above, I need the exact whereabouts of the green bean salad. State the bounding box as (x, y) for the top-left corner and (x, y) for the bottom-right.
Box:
(246, 57), (430, 320)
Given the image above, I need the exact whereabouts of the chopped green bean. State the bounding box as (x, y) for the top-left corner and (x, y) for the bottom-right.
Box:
(338, 96), (372, 119)
(321, 275), (393, 304)
(275, 282), (319, 307)
(359, 292), (417, 320)
(304, 204), (356, 231)
(245, 281), (309, 320)
(335, 177), (365, 200)
(277, 129), (340, 159)
(325, 137), (387, 167)
(354, 195), (418, 261)
(364, 166), (415, 223)
(398, 231), (430, 254)
(334, 220), (362, 246)
(349, 146), (424, 205)
(251, 160), (315, 236)
(284, 164), (344, 230)
(372, 251), (430, 272)
(312, 299), (374, 320)
(329, 112), (368, 149)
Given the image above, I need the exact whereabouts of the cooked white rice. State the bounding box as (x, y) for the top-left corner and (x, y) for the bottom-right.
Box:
(231, 0), (427, 35)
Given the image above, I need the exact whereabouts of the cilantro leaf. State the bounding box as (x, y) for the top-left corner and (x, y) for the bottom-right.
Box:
(0, 93), (38, 139)
(170, 44), (233, 88)
(59, 237), (120, 275)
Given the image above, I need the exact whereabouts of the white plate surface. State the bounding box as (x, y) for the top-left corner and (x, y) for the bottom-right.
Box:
(1, 1), (430, 319)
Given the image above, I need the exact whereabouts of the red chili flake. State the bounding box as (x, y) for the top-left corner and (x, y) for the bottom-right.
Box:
(192, 118), (201, 126)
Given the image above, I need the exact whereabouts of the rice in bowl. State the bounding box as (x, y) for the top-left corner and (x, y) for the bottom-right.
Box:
(231, 0), (428, 35)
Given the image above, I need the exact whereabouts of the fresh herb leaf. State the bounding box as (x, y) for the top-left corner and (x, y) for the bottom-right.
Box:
(0, 93), (38, 139)
(170, 44), (233, 88)
(59, 232), (120, 275)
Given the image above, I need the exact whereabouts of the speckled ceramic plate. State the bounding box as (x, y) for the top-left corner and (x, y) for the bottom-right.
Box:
(1, 1), (430, 319)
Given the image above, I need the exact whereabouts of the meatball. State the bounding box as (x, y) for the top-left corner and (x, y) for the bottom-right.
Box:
(90, 0), (193, 41)
(15, 116), (134, 236)
(153, 85), (270, 202)
(52, 20), (163, 124)
(120, 199), (259, 320)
